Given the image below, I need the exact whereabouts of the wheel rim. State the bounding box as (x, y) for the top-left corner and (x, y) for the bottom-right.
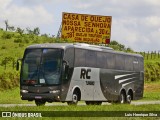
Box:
(127, 95), (131, 103)
(120, 94), (124, 103)
(120, 92), (126, 104)
(72, 94), (78, 103)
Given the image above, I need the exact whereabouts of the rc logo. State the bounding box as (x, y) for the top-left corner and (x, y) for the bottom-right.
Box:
(80, 68), (91, 79)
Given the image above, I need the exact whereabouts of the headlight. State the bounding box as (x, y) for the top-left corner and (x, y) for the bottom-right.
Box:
(49, 90), (60, 93)
(21, 89), (28, 93)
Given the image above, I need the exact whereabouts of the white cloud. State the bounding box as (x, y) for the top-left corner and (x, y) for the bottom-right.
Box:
(0, 0), (12, 9)
(0, 0), (53, 33)
(9, 5), (53, 26)
(145, 0), (160, 6)
(145, 16), (160, 27)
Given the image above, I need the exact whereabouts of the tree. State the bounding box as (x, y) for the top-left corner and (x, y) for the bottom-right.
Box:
(126, 47), (134, 52)
(109, 40), (119, 45)
(4, 20), (9, 31)
(26, 27), (33, 34)
(33, 27), (40, 35)
(16, 27), (24, 36)
(8, 26), (15, 31)
(109, 40), (133, 52)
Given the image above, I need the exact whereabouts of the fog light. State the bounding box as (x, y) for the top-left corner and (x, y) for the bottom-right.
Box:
(49, 90), (60, 94)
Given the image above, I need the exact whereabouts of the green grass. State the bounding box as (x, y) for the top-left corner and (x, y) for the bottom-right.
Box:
(143, 92), (160, 101)
(0, 105), (159, 120)
(0, 87), (34, 104)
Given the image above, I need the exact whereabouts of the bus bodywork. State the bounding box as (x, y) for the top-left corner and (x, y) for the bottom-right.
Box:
(18, 43), (144, 105)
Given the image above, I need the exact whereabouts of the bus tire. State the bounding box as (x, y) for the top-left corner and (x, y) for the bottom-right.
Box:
(127, 92), (132, 104)
(67, 91), (79, 105)
(35, 100), (46, 106)
(127, 94), (131, 104)
(119, 91), (126, 104)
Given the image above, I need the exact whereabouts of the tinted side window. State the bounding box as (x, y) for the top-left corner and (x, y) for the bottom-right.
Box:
(115, 54), (124, 70)
(139, 57), (144, 71)
(97, 52), (106, 68)
(85, 50), (97, 67)
(125, 56), (133, 71)
(64, 48), (74, 67)
(106, 53), (115, 69)
(133, 57), (139, 71)
(74, 49), (86, 67)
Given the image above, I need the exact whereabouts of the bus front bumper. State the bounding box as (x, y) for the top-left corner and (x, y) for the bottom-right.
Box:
(21, 92), (61, 102)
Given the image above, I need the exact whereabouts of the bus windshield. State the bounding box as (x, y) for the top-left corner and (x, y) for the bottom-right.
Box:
(21, 48), (62, 85)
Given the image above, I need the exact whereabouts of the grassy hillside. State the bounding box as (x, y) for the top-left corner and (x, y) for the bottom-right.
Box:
(0, 29), (159, 91)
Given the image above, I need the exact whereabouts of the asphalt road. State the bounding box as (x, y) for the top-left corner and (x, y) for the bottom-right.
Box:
(0, 101), (160, 107)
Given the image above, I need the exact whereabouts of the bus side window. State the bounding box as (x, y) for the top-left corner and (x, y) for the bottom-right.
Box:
(106, 53), (115, 69)
(74, 49), (86, 67)
(139, 57), (144, 71)
(64, 48), (74, 68)
(115, 54), (124, 70)
(133, 57), (139, 71)
(125, 56), (133, 71)
(85, 50), (97, 67)
(97, 52), (106, 68)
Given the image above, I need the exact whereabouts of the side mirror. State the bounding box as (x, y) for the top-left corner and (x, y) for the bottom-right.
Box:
(16, 58), (22, 71)
(64, 65), (69, 74)
(62, 60), (69, 76)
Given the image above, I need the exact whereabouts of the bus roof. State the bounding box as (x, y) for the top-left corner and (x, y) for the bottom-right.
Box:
(26, 43), (143, 58)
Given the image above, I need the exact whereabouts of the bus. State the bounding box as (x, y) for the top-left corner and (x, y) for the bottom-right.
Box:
(17, 43), (144, 106)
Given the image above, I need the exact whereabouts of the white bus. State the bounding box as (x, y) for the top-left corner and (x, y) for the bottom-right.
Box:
(17, 43), (144, 106)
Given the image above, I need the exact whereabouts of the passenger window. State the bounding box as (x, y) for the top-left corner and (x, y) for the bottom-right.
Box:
(133, 57), (139, 71)
(75, 49), (86, 67)
(64, 48), (74, 67)
(115, 54), (124, 70)
(106, 53), (115, 69)
(125, 56), (133, 71)
(97, 52), (106, 68)
(85, 50), (97, 67)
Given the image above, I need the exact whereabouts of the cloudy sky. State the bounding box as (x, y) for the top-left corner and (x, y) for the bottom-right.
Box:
(0, 0), (160, 51)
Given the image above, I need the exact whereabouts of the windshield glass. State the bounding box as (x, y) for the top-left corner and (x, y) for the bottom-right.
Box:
(21, 48), (62, 85)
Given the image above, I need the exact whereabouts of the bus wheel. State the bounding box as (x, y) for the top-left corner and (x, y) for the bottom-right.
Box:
(127, 93), (132, 104)
(67, 91), (79, 105)
(119, 91), (126, 104)
(35, 100), (46, 106)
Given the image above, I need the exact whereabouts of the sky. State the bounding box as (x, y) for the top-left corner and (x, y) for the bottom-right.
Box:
(0, 0), (160, 52)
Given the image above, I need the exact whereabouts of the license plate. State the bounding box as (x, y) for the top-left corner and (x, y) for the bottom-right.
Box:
(35, 96), (42, 99)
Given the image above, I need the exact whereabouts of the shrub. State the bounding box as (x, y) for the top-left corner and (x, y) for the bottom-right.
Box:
(2, 32), (13, 39)
(0, 28), (3, 31)
(19, 43), (24, 47)
(1, 45), (6, 49)
(0, 71), (19, 91)
(24, 39), (29, 43)
(144, 62), (160, 82)
(14, 38), (22, 43)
